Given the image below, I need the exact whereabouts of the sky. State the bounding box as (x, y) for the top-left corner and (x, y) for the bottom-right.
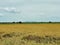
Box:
(0, 0), (60, 22)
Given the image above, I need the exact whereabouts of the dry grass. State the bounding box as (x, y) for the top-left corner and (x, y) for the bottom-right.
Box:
(0, 24), (60, 45)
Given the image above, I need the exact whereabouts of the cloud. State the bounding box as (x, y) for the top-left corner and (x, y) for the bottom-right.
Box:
(0, 7), (20, 13)
(0, 0), (60, 22)
(0, 13), (4, 17)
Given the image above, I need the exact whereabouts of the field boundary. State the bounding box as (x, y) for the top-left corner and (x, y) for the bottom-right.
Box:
(0, 22), (60, 24)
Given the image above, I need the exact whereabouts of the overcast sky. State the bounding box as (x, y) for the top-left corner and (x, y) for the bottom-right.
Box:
(0, 0), (60, 22)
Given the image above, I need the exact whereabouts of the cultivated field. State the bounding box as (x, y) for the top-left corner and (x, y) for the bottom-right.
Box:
(0, 24), (60, 45)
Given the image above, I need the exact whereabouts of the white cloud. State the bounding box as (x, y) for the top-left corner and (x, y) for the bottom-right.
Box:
(0, 13), (4, 16)
(0, 7), (20, 13)
(0, 0), (60, 22)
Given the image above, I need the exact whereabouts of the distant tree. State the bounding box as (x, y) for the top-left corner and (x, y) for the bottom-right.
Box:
(49, 21), (52, 23)
(19, 21), (22, 23)
(12, 22), (15, 23)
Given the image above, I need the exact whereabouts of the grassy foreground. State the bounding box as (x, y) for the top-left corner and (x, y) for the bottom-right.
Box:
(0, 24), (60, 45)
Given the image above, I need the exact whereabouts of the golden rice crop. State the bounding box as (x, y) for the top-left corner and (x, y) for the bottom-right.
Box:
(0, 24), (60, 45)
(0, 24), (60, 36)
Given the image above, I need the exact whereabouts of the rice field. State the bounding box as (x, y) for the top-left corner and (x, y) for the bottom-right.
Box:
(0, 24), (60, 45)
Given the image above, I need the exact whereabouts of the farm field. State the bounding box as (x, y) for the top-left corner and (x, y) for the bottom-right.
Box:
(0, 24), (60, 45)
